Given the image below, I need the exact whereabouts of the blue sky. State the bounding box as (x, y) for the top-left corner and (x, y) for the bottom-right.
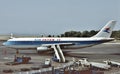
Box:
(0, 0), (120, 35)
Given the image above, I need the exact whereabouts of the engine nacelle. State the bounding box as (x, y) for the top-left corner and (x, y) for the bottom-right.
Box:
(37, 46), (50, 51)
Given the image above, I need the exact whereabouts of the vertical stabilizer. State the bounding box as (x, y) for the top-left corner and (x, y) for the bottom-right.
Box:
(93, 20), (116, 38)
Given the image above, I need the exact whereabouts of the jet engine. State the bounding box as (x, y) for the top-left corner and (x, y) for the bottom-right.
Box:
(37, 46), (50, 51)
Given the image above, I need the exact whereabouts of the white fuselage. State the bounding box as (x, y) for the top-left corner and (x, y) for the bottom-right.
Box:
(3, 37), (114, 49)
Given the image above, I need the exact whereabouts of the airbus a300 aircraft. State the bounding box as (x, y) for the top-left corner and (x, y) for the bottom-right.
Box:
(3, 20), (116, 62)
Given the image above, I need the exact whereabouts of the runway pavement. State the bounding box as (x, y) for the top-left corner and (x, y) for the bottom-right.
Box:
(66, 43), (120, 59)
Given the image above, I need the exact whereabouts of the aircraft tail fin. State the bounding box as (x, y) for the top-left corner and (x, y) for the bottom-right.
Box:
(92, 20), (116, 38)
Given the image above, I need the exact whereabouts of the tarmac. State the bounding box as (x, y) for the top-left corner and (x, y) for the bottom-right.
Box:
(0, 41), (120, 74)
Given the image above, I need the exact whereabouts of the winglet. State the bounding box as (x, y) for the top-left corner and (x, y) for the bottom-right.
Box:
(92, 20), (116, 38)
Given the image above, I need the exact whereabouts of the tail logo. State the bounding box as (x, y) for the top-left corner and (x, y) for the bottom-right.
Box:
(103, 27), (110, 33)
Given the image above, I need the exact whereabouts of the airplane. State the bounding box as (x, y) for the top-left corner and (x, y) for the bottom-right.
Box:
(2, 20), (116, 62)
